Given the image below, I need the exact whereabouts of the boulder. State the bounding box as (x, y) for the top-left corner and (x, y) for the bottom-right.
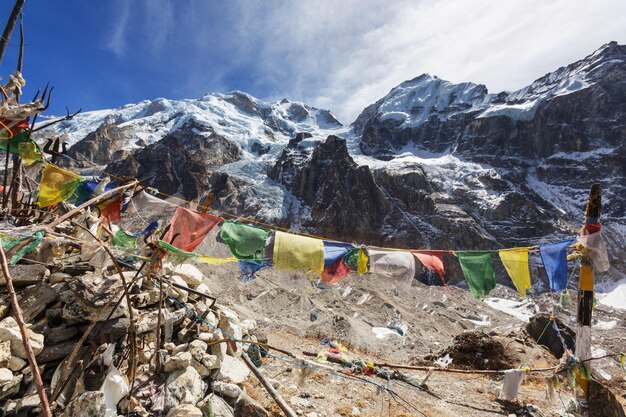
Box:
(7, 356), (26, 372)
(218, 307), (244, 356)
(217, 355), (250, 384)
(2, 264), (47, 286)
(17, 281), (59, 322)
(0, 316), (44, 358)
(164, 366), (206, 412)
(164, 351), (192, 373)
(165, 263), (204, 288)
(169, 276), (189, 303)
(234, 393), (270, 417)
(0, 367), (12, 384)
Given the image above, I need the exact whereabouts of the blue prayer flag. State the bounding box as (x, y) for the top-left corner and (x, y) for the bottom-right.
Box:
(540, 239), (574, 292)
(323, 241), (354, 266)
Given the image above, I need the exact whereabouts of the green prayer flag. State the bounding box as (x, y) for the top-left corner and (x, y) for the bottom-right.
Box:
(0, 231), (44, 264)
(158, 239), (197, 264)
(112, 229), (138, 250)
(0, 129), (44, 165)
(457, 251), (496, 299)
(219, 221), (269, 261)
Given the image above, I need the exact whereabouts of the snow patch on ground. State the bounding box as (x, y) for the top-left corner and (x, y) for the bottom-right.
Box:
(596, 278), (626, 309)
(484, 297), (539, 323)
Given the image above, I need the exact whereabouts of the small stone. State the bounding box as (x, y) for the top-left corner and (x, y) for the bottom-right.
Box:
(61, 390), (106, 417)
(0, 368), (13, 384)
(198, 332), (212, 342)
(0, 317), (44, 359)
(164, 352), (192, 373)
(7, 356), (26, 372)
(212, 381), (242, 399)
(48, 272), (72, 284)
(166, 403), (203, 417)
(0, 373), (22, 401)
(217, 355), (250, 384)
(234, 393), (269, 417)
(0, 340), (10, 365)
(188, 340), (208, 360)
(169, 276), (189, 302)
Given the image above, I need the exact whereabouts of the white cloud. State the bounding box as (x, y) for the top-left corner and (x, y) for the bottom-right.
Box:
(219, 0), (626, 123)
(106, 0), (131, 58)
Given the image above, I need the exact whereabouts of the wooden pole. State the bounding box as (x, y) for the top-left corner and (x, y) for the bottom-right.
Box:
(0, 0), (26, 67)
(242, 353), (297, 417)
(0, 244), (52, 417)
(575, 183), (602, 409)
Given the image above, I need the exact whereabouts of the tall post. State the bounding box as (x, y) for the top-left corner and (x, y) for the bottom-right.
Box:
(575, 183), (601, 409)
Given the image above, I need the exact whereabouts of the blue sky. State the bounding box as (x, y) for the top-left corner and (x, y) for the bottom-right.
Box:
(0, 0), (625, 123)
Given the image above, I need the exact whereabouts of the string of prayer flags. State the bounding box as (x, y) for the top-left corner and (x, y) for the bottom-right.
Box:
(343, 247), (369, 275)
(163, 207), (222, 252)
(411, 250), (446, 285)
(273, 231), (325, 275)
(498, 248), (532, 298)
(456, 251), (496, 299)
(158, 239), (237, 266)
(323, 241), (354, 266)
(540, 239), (575, 292)
(37, 164), (85, 207)
(219, 220), (270, 261)
(367, 249), (416, 290)
(577, 231), (610, 273)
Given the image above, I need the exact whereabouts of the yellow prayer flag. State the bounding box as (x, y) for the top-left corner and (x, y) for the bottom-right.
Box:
(498, 248), (532, 298)
(37, 164), (83, 207)
(273, 231), (324, 275)
(196, 255), (238, 265)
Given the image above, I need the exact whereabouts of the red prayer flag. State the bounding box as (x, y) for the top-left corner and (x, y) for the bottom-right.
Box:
(411, 250), (447, 285)
(163, 207), (222, 252)
(99, 198), (122, 224)
(320, 259), (351, 284)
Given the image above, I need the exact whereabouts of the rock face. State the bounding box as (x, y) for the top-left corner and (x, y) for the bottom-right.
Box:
(54, 42), (626, 279)
(106, 117), (241, 201)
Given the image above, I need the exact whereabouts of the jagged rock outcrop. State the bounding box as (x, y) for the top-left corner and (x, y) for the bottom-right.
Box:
(106, 118), (241, 200)
(62, 120), (135, 167)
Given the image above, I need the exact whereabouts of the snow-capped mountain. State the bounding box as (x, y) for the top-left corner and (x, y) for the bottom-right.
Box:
(44, 42), (625, 282)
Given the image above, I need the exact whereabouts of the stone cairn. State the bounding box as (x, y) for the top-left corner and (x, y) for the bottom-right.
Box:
(0, 253), (270, 417)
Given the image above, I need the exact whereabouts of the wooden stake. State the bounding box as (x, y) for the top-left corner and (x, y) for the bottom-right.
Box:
(575, 183), (602, 407)
(0, 244), (52, 417)
(242, 353), (297, 417)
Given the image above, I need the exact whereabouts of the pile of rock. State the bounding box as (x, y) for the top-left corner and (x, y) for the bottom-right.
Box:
(0, 261), (270, 417)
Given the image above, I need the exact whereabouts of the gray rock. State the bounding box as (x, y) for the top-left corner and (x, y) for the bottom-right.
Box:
(164, 366), (206, 413)
(0, 316), (44, 358)
(165, 263), (204, 288)
(164, 351), (192, 373)
(18, 281), (59, 322)
(206, 393), (234, 417)
(0, 372), (22, 401)
(166, 403), (203, 417)
(48, 272), (72, 284)
(217, 355), (250, 384)
(2, 264), (47, 286)
(0, 367), (12, 384)
(212, 381), (242, 399)
(7, 355), (26, 372)
(0, 340), (10, 365)
(234, 393), (270, 417)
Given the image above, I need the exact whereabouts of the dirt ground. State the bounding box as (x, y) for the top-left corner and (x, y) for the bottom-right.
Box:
(192, 260), (626, 417)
